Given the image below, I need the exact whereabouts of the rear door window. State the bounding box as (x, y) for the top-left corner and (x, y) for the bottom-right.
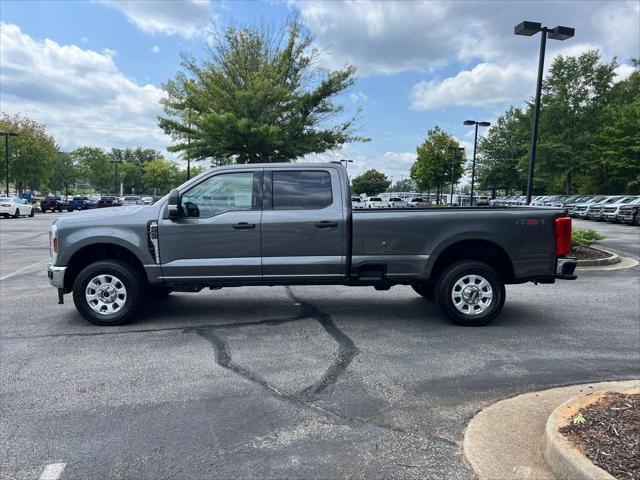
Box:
(272, 171), (332, 210)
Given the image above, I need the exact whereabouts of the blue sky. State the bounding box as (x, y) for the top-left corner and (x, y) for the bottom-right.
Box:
(1, 0), (638, 183)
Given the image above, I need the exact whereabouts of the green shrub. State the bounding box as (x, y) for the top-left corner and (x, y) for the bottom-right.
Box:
(572, 228), (605, 247)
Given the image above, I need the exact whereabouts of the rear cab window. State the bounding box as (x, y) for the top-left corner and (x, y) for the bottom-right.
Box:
(272, 171), (333, 210)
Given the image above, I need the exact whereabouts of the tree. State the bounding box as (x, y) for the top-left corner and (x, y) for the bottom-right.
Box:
(158, 19), (366, 164)
(535, 50), (618, 194)
(351, 169), (390, 196)
(47, 151), (78, 195)
(0, 113), (57, 193)
(389, 178), (416, 192)
(410, 126), (464, 201)
(72, 146), (113, 193)
(142, 159), (180, 195)
(591, 59), (640, 193)
(476, 106), (529, 195)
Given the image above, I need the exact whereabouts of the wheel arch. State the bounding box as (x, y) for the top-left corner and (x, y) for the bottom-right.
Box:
(429, 239), (514, 283)
(64, 243), (146, 291)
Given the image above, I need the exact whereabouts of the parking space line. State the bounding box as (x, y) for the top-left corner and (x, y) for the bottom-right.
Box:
(39, 463), (66, 480)
(0, 260), (48, 282)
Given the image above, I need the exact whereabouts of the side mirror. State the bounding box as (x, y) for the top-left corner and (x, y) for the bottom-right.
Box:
(167, 189), (181, 219)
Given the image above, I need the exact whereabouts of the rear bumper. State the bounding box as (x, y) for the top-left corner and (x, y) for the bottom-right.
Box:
(556, 257), (577, 280)
(48, 264), (67, 288)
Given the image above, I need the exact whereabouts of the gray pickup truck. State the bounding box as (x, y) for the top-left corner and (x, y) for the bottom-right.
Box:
(48, 163), (577, 327)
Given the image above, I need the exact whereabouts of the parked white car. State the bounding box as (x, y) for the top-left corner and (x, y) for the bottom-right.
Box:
(351, 197), (365, 209)
(408, 197), (428, 208)
(387, 196), (409, 208)
(141, 196), (154, 205)
(0, 197), (35, 218)
(121, 195), (141, 206)
(366, 197), (387, 208)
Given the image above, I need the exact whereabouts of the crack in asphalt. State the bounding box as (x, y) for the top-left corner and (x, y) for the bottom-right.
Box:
(189, 323), (405, 435)
(284, 286), (361, 400)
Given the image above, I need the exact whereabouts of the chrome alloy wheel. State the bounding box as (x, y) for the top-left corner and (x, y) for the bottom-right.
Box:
(85, 274), (127, 315)
(451, 274), (493, 315)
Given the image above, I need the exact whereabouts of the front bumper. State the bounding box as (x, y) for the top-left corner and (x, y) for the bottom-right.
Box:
(556, 257), (577, 280)
(48, 264), (67, 288)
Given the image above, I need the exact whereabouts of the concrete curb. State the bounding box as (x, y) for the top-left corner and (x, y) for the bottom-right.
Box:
(575, 247), (619, 267)
(544, 384), (639, 480)
(463, 380), (640, 480)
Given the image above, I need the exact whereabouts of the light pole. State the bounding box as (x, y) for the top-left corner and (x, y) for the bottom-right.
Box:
(515, 21), (574, 205)
(340, 158), (353, 173)
(447, 146), (464, 205)
(110, 158), (123, 196)
(463, 120), (490, 206)
(1, 131), (18, 196)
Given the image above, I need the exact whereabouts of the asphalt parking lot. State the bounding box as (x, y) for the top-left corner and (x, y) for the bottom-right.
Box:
(1, 212), (639, 479)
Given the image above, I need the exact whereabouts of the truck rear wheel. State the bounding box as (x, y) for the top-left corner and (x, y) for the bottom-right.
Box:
(434, 260), (505, 326)
(72, 259), (143, 326)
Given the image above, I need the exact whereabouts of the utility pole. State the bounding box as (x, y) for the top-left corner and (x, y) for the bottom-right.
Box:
(515, 21), (574, 204)
(447, 146), (464, 205)
(463, 120), (491, 206)
(110, 158), (122, 196)
(1, 131), (18, 196)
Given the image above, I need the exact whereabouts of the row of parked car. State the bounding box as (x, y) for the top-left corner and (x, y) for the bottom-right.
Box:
(491, 194), (640, 225)
(351, 196), (430, 209)
(40, 195), (159, 212)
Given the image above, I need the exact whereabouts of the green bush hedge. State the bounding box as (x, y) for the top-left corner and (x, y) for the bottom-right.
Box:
(572, 228), (605, 248)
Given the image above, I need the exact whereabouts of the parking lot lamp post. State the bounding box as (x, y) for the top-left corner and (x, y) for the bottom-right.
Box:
(463, 120), (490, 206)
(110, 159), (122, 197)
(515, 21), (574, 205)
(1, 131), (18, 196)
(447, 146), (465, 205)
(340, 158), (353, 173)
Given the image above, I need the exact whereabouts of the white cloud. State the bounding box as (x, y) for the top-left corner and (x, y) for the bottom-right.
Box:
(101, 0), (216, 38)
(411, 63), (536, 111)
(293, 1), (640, 76)
(349, 91), (368, 103)
(151, 45), (160, 54)
(301, 147), (417, 182)
(0, 23), (170, 154)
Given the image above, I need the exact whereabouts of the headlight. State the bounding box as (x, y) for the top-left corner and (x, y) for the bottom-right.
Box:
(50, 224), (58, 263)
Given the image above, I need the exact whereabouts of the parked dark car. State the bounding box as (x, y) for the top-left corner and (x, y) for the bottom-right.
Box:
(48, 163), (577, 328)
(40, 196), (67, 212)
(67, 196), (96, 211)
(96, 196), (122, 208)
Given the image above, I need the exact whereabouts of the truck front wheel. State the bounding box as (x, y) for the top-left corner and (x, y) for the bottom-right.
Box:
(434, 260), (505, 326)
(72, 259), (143, 326)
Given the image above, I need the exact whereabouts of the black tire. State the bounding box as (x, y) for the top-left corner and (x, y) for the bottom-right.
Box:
(12, 209), (19, 218)
(29, 208), (35, 217)
(146, 285), (172, 299)
(634, 214), (640, 226)
(434, 260), (505, 326)
(72, 259), (143, 326)
(412, 282), (434, 301)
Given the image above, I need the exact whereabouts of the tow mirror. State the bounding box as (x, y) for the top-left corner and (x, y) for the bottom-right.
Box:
(167, 189), (181, 219)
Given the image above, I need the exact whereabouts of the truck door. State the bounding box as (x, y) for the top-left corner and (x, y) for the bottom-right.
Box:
(261, 168), (346, 279)
(158, 169), (263, 280)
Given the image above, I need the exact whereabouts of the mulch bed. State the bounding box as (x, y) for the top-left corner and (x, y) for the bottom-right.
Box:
(572, 245), (613, 261)
(559, 392), (640, 480)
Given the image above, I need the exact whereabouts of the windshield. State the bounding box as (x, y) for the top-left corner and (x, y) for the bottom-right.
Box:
(411, 198), (423, 202)
(369, 198), (382, 202)
(389, 197), (402, 201)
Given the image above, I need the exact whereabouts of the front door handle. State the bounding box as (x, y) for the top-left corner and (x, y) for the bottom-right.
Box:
(233, 222), (256, 230)
(315, 221), (338, 228)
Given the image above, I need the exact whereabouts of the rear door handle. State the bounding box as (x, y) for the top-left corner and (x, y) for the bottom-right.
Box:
(233, 222), (256, 230)
(315, 221), (338, 228)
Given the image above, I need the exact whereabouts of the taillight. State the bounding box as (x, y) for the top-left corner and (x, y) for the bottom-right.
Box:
(555, 217), (571, 256)
(53, 237), (58, 254)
